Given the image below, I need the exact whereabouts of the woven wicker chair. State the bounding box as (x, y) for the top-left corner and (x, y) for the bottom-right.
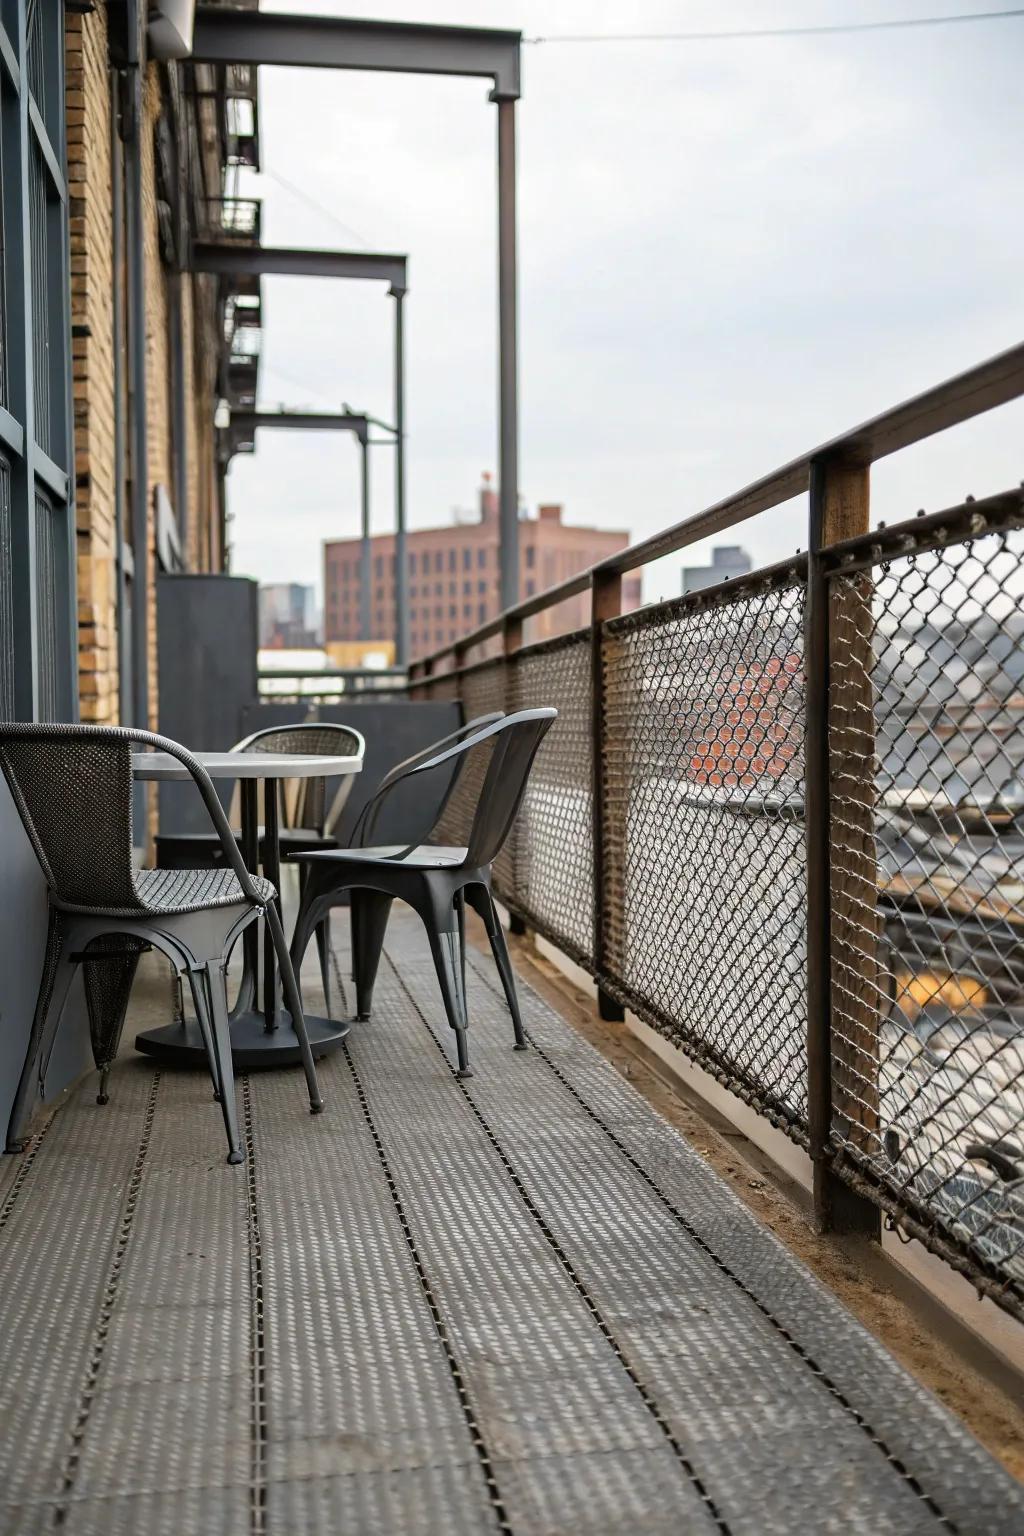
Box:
(289, 709), (556, 1078)
(0, 724), (323, 1164)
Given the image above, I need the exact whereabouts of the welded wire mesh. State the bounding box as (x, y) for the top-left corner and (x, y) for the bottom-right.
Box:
(828, 526), (1024, 1291)
(506, 633), (594, 958)
(602, 576), (808, 1130)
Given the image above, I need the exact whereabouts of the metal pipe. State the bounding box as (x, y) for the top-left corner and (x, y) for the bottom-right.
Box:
(394, 291), (409, 667)
(170, 273), (189, 564)
(110, 71), (131, 725)
(497, 98), (519, 611)
(359, 435), (372, 643)
(123, 4), (148, 729)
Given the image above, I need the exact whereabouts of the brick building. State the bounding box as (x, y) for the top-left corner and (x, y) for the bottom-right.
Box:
(324, 478), (642, 656)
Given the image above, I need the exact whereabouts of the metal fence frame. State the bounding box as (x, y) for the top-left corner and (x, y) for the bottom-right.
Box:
(409, 342), (1024, 1318)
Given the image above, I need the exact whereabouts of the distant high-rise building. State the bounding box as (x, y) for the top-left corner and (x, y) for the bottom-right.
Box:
(259, 583), (319, 648)
(681, 545), (752, 595)
(323, 477), (641, 656)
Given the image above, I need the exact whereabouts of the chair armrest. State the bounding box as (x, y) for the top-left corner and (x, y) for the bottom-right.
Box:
(352, 711), (504, 848)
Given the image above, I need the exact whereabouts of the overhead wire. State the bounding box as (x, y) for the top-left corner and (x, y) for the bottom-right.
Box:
(525, 7), (1024, 46)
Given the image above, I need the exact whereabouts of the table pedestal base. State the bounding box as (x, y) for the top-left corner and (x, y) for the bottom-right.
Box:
(135, 1010), (351, 1070)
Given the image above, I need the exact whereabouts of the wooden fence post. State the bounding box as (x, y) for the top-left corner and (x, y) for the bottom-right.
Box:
(592, 569), (625, 1021)
(806, 458), (881, 1236)
(502, 614), (527, 934)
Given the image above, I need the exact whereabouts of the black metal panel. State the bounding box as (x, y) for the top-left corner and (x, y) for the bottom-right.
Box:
(0, 778), (90, 1134)
(32, 487), (58, 720)
(156, 573), (259, 833)
(0, 456), (13, 721)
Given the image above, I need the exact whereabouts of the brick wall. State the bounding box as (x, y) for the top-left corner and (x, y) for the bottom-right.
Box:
(66, 4), (226, 733)
(66, 6), (118, 724)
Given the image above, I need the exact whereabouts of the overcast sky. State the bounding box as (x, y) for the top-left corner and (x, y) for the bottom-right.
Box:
(227, 0), (1024, 607)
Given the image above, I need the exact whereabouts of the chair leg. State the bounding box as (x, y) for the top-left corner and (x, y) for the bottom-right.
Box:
(424, 916), (472, 1079)
(314, 919), (332, 1014)
(266, 900), (324, 1114)
(203, 961), (243, 1164)
(352, 890), (393, 1021)
(456, 889), (467, 1012)
(7, 913), (78, 1152)
(188, 968), (222, 1101)
(465, 886), (528, 1049)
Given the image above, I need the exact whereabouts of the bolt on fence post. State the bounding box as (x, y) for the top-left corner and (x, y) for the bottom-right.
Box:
(592, 569), (625, 1022)
(503, 613), (528, 935)
(805, 458), (881, 1237)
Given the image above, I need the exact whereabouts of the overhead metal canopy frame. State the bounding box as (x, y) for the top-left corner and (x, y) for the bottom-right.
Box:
(228, 410), (377, 646)
(191, 9), (524, 652)
(202, 243), (407, 658)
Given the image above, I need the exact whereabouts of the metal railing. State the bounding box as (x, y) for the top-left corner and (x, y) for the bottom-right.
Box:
(257, 667), (407, 703)
(408, 342), (1024, 1318)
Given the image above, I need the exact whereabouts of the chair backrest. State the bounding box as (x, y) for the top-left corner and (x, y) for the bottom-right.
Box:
(0, 724), (263, 913)
(394, 710), (556, 869)
(352, 711), (504, 849)
(0, 725), (141, 911)
(463, 710), (556, 868)
(232, 722), (366, 837)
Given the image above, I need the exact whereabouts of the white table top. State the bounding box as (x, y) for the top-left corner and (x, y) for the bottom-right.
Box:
(132, 751), (363, 782)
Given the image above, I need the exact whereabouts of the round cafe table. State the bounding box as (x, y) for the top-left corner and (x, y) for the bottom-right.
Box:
(131, 750), (362, 1068)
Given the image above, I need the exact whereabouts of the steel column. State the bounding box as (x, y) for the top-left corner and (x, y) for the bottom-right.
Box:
(394, 292), (408, 667)
(359, 436), (372, 642)
(124, 8), (148, 730)
(497, 98), (519, 611)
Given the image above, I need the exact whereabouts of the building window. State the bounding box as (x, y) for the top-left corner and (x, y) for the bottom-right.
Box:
(462, 547), (471, 570)
(0, 1), (74, 720)
(478, 580), (486, 595)
(477, 547), (487, 569)
(410, 551), (417, 575)
(478, 602), (487, 624)
(526, 579), (535, 597)
(435, 551), (443, 573)
(526, 545), (535, 568)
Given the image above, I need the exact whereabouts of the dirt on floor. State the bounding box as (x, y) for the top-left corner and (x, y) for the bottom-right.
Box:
(490, 923), (1024, 1482)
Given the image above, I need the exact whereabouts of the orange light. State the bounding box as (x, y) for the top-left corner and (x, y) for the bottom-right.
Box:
(896, 970), (988, 1020)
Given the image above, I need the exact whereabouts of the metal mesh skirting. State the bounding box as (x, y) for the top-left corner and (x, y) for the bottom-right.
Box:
(827, 525), (1024, 1296)
(603, 575), (808, 1131)
(0, 912), (1019, 1534)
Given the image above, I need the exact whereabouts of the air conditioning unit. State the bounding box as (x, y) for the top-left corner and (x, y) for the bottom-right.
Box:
(148, 0), (196, 60)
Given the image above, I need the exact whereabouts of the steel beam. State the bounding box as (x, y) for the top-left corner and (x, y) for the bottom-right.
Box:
(192, 243), (407, 296)
(229, 411), (369, 441)
(191, 9), (521, 101)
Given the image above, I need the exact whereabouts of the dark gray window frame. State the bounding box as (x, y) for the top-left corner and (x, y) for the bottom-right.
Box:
(0, 0), (76, 722)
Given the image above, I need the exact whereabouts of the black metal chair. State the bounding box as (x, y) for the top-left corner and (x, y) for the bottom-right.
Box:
(0, 724), (323, 1164)
(155, 722), (365, 1009)
(289, 709), (556, 1078)
(155, 722), (366, 868)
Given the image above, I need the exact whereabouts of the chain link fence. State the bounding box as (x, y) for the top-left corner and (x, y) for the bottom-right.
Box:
(825, 505), (1024, 1299)
(415, 489), (1024, 1316)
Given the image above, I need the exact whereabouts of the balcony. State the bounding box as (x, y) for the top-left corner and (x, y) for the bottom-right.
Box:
(2, 901), (1020, 1532)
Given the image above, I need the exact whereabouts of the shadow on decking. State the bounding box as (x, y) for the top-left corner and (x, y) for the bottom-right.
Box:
(0, 908), (1020, 1535)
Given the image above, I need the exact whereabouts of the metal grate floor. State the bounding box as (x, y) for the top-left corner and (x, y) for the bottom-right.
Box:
(0, 908), (1020, 1535)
